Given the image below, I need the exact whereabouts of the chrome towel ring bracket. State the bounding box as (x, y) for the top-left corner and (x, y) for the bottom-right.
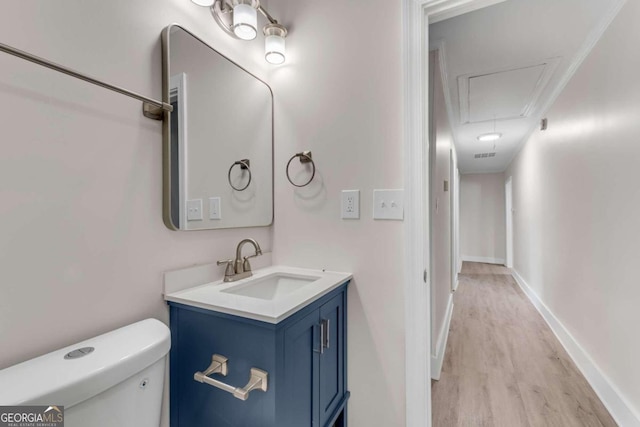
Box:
(286, 151), (316, 188)
(228, 159), (252, 191)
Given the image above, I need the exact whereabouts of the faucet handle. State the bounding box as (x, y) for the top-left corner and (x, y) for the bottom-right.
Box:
(217, 259), (235, 278)
(242, 256), (253, 273)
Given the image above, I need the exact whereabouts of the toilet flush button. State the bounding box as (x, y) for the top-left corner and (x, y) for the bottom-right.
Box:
(64, 347), (95, 359)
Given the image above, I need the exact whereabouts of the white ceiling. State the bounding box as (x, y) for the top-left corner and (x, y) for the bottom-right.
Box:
(429, 0), (624, 174)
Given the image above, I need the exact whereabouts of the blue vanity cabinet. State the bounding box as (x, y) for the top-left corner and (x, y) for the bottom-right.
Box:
(318, 293), (346, 426)
(169, 281), (349, 427)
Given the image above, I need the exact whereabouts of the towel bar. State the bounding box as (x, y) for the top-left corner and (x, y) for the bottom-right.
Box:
(193, 354), (268, 401)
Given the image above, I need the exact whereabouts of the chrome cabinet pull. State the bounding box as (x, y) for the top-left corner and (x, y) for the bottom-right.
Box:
(321, 319), (330, 351)
(313, 319), (330, 354)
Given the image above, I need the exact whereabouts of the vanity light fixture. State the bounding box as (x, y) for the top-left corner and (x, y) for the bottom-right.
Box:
(232, 0), (258, 40)
(193, 0), (288, 64)
(477, 133), (502, 142)
(264, 23), (287, 64)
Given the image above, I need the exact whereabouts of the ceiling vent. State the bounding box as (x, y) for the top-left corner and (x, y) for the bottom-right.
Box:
(474, 152), (496, 159)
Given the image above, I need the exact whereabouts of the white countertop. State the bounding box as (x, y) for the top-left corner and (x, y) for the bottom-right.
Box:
(164, 265), (352, 324)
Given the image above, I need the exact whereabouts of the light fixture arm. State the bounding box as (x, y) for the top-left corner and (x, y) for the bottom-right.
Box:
(257, 5), (278, 25)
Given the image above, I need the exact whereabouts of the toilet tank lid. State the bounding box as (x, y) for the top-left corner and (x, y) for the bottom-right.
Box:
(0, 318), (170, 407)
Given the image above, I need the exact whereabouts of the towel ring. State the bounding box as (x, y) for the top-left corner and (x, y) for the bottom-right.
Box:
(228, 159), (251, 191)
(286, 151), (316, 188)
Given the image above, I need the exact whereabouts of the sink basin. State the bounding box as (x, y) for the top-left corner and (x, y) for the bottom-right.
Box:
(221, 273), (321, 300)
(164, 266), (352, 323)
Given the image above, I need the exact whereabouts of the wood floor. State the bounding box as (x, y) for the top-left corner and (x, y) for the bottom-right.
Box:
(431, 262), (617, 427)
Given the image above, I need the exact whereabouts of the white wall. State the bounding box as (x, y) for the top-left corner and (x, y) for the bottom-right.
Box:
(267, 0), (406, 425)
(459, 173), (506, 264)
(505, 0), (640, 418)
(0, 1), (273, 424)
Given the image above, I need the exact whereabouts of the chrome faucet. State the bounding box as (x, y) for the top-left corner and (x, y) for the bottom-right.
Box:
(217, 238), (263, 282)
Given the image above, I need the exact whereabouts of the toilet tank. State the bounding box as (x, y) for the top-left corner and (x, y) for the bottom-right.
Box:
(0, 318), (170, 427)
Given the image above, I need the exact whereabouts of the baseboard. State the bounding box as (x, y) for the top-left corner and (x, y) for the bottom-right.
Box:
(511, 270), (640, 427)
(461, 255), (505, 265)
(431, 295), (454, 380)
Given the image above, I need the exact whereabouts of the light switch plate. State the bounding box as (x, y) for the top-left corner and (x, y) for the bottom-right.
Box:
(373, 189), (404, 220)
(186, 199), (203, 221)
(209, 197), (221, 220)
(341, 190), (360, 219)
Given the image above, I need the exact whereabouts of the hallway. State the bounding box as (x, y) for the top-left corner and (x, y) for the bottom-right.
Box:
(431, 262), (616, 426)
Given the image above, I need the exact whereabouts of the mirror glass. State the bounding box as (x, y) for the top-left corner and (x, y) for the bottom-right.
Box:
(162, 25), (273, 230)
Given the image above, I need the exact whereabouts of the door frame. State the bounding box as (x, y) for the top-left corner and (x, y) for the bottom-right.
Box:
(505, 176), (514, 268)
(427, 49), (437, 361)
(450, 149), (457, 291)
(402, 1), (509, 425)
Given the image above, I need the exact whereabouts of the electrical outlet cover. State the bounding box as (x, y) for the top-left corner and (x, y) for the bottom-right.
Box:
(341, 190), (360, 219)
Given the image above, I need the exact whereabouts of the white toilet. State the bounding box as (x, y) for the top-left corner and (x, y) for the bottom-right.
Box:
(0, 318), (170, 427)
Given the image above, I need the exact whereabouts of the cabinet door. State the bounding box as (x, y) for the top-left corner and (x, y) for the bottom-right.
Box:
(319, 293), (345, 427)
(282, 308), (321, 427)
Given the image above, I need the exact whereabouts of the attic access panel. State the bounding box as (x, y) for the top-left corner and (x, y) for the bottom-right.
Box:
(458, 58), (560, 124)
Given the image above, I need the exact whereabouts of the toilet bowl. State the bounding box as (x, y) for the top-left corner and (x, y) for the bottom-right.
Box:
(0, 318), (170, 427)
